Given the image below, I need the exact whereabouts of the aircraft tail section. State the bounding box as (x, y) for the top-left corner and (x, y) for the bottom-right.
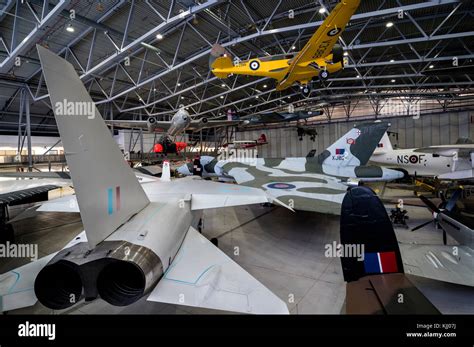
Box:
(340, 186), (404, 282)
(37, 45), (150, 249)
(340, 187), (442, 314)
(210, 44), (233, 78)
(257, 134), (267, 144)
(373, 132), (393, 155)
(319, 122), (389, 167)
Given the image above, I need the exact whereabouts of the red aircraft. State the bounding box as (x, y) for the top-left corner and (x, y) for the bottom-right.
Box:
(224, 134), (268, 149)
(153, 141), (187, 154)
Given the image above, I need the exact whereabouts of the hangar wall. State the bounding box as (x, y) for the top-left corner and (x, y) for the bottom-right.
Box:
(235, 110), (474, 158)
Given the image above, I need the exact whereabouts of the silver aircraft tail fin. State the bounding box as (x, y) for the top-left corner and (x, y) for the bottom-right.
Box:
(37, 45), (150, 248)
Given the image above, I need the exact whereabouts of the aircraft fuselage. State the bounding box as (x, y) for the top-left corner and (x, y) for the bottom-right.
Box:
(167, 109), (191, 137)
(370, 148), (457, 177)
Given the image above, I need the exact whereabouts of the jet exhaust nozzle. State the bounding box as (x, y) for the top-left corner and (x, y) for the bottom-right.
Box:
(34, 241), (163, 309)
(97, 245), (163, 306)
(34, 260), (83, 310)
(97, 260), (146, 306)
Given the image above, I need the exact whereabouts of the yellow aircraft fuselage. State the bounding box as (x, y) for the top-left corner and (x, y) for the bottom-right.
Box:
(214, 55), (342, 91)
(210, 0), (360, 92)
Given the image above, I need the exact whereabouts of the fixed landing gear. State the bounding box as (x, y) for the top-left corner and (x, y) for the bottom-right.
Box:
(319, 69), (329, 81)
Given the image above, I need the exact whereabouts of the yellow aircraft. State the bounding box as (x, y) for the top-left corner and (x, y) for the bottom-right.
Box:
(209, 0), (360, 97)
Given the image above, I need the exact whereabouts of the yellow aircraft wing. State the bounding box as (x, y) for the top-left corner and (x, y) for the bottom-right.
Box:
(277, 0), (360, 90)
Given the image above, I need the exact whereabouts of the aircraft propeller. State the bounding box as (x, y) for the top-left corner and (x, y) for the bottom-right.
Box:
(411, 189), (463, 245)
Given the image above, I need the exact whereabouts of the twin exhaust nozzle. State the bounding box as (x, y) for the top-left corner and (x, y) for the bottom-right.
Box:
(34, 241), (163, 310)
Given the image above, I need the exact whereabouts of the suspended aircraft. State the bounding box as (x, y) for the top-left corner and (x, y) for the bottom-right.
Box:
(106, 108), (243, 136)
(241, 110), (324, 125)
(209, 0), (361, 97)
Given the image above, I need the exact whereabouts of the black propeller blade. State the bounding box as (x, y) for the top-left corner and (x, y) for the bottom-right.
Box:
(411, 219), (433, 232)
(445, 188), (462, 212)
(439, 191), (446, 204)
(418, 195), (441, 214)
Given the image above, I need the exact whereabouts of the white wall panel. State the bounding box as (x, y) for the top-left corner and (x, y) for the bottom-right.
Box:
(235, 111), (473, 157)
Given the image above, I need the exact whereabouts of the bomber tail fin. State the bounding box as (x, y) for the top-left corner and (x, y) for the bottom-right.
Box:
(37, 45), (150, 249)
(319, 121), (389, 167)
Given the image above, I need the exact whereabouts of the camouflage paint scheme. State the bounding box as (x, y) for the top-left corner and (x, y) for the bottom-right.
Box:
(179, 122), (403, 215)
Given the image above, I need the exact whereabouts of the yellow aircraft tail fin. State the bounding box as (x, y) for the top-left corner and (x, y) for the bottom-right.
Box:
(211, 56), (234, 78)
(210, 44), (234, 78)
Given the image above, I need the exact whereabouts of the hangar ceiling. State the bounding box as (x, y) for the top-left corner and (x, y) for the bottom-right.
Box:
(0, 0), (473, 135)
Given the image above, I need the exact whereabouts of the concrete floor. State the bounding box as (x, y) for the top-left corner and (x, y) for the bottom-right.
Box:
(2, 186), (474, 314)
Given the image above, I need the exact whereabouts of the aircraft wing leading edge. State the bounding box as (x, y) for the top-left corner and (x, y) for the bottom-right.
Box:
(277, 0), (360, 90)
(293, 0), (360, 64)
(105, 119), (172, 131)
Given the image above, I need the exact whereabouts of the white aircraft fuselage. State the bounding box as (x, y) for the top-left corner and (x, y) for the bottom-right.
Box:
(370, 148), (454, 177)
(166, 109), (191, 137)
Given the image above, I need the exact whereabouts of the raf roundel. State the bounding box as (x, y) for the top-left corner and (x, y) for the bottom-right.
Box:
(249, 60), (260, 71)
(268, 183), (297, 190)
(327, 27), (341, 37)
(409, 155), (419, 164)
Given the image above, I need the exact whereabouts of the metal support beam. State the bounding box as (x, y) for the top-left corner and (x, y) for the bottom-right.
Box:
(24, 91), (32, 171)
(0, 0), (71, 73)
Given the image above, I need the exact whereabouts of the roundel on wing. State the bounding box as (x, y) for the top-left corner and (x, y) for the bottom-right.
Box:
(249, 60), (260, 71)
(268, 183), (296, 190)
(409, 155), (419, 164)
(327, 27), (341, 37)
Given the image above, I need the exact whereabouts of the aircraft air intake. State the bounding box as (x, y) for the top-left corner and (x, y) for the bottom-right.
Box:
(34, 260), (83, 310)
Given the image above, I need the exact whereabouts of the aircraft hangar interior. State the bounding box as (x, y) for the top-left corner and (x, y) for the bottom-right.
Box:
(0, 0), (473, 342)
